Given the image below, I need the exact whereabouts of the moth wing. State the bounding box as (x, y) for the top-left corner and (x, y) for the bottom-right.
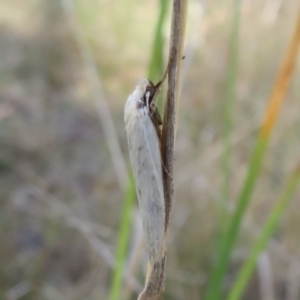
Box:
(126, 108), (165, 264)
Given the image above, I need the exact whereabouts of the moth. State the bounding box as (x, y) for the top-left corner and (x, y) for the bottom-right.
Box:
(124, 77), (166, 266)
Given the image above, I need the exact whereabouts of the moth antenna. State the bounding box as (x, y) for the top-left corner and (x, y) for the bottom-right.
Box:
(155, 54), (174, 89)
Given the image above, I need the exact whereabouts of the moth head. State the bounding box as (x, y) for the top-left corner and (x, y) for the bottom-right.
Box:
(143, 80), (158, 111)
(132, 78), (161, 113)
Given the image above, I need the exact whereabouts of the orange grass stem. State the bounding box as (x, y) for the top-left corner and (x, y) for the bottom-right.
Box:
(261, 9), (300, 139)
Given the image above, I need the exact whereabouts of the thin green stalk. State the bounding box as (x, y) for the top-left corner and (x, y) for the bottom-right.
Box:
(205, 137), (268, 300)
(228, 166), (300, 300)
(148, 0), (170, 80)
(207, 0), (242, 292)
(220, 0), (241, 235)
(148, 0), (170, 112)
(109, 176), (135, 300)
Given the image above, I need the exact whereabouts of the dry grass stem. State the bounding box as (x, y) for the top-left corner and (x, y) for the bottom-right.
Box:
(162, 0), (188, 236)
(62, 0), (128, 191)
(138, 1), (188, 299)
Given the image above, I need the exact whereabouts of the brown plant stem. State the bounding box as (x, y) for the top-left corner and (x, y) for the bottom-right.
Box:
(162, 0), (187, 235)
(137, 0), (187, 299)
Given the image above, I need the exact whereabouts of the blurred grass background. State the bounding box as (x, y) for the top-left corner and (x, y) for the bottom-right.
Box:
(0, 0), (300, 299)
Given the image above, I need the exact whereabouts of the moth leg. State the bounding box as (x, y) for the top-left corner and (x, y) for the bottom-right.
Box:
(162, 161), (172, 179)
(152, 107), (162, 126)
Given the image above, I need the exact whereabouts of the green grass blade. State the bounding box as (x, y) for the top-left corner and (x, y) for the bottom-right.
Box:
(220, 0), (241, 235)
(148, 1), (170, 78)
(109, 176), (135, 300)
(228, 165), (300, 300)
(205, 137), (268, 300)
(205, 0), (242, 294)
(148, 0), (170, 112)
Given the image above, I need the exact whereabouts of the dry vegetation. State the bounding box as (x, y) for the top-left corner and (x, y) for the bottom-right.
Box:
(0, 0), (300, 299)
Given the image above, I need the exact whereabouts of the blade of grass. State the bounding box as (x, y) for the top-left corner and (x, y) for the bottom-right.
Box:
(205, 7), (300, 300)
(62, 0), (128, 191)
(205, 137), (267, 300)
(220, 0), (241, 236)
(148, 1), (170, 82)
(227, 164), (300, 300)
(109, 176), (135, 300)
(109, 2), (169, 299)
(148, 0), (170, 111)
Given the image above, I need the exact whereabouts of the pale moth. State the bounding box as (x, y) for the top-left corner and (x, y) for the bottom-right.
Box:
(124, 77), (166, 262)
(125, 75), (169, 298)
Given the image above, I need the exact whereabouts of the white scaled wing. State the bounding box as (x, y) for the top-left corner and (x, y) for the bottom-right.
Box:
(124, 79), (165, 264)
